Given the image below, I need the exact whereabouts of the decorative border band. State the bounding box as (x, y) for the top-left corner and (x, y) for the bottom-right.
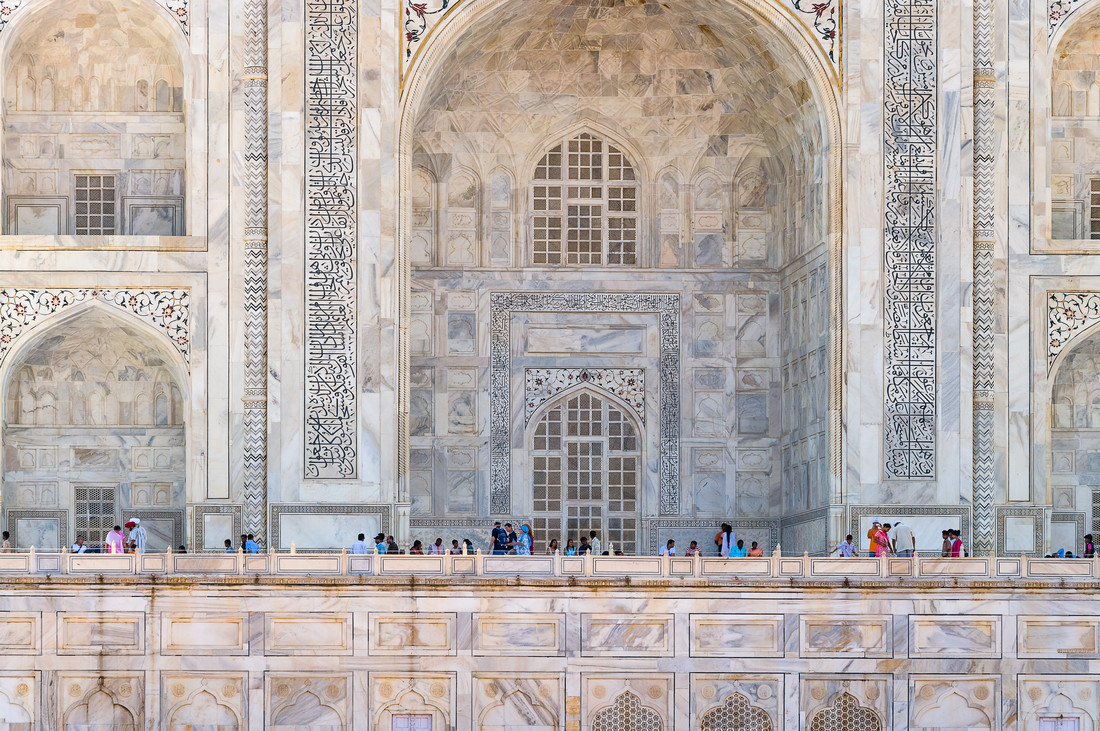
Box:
(489, 292), (680, 516)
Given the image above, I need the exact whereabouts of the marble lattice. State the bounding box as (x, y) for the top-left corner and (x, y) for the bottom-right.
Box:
(304, 0), (358, 479)
(882, 0), (937, 480)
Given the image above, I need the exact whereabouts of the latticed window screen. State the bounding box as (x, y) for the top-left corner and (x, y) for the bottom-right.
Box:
(807, 693), (882, 731)
(532, 133), (638, 265)
(74, 174), (117, 235)
(591, 692), (662, 731)
(1091, 178), (1100, 239)
(701, 693), (774, 731)
(531, 390), (640, 554)
(392, 715), (432, 731)
(73, 485), (116, 548)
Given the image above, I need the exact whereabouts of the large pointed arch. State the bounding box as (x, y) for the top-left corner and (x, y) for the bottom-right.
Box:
(395, 0), (846, 512)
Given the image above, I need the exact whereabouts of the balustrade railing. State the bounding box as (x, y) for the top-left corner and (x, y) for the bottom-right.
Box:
(0, 547), (1095, 580)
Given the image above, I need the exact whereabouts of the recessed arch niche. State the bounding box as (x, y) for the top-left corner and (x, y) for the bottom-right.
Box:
(399, 0), (842, 554)
(1, 305), (187, 550)
(0, 0), (193, 238)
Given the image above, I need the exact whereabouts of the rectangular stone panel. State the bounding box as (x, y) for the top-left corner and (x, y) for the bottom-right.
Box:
(161, 614), (248, 655)
(582, 614), (674, 657)
(800, 615), (892, 658)
(689, 614), (783, 658)
(369, 613), (456, 656)
(57, 612), (144, 655)
(909, 615), (1001, 658)
(265, 613), (353, 656)
(473, 613), (565, 657)
(1017, 616), (1100, 658)
(0, 613), (39, 654)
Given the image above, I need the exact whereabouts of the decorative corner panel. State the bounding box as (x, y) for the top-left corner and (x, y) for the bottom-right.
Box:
(882, 0), (937, 480)
(305, 0), (358, 479)
(0, 0), (188, 34)
(490, 292), (680, 516)
(1047, 291), (1100, 373)
(0, 288), (190, 367)
(524, 368), (644, 425)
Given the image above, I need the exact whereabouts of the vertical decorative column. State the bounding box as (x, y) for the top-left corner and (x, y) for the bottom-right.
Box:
(304, 0), (358, 480)
(883, 0), (937, 481)
(972, 0), (996, 554)
(242, 0), (269, 539)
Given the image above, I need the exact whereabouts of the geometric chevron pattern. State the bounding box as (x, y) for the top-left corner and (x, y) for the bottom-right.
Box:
(972, 0), (996, 556)
(242, 0), (268, 541)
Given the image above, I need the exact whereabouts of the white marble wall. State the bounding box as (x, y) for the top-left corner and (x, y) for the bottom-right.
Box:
(0, 575), (1096, 729)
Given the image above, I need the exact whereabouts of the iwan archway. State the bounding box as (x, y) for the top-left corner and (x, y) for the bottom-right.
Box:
(396, 0), (843, 555)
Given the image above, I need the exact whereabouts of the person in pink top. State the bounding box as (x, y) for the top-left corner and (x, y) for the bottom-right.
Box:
(873, 523), (892, 557)
(104, 525), (125, 554)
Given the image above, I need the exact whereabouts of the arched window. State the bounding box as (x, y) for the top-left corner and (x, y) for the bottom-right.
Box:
(532, 132), (638, 266)
(531, 390), (640, 553)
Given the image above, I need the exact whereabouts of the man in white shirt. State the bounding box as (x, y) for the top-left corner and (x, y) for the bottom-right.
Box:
(660, 539), (675, 556)
(71, 536), (88, 554)
(892, 520), (916, 557)
(832, 535), (857, 557)
(126, 518), (147, 553)
(590, 531), (602, 556)
(427, 538), (446, 555)
(350, 533), (369, 554)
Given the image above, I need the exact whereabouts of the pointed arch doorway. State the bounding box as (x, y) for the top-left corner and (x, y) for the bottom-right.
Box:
(529, 389), (640, 554)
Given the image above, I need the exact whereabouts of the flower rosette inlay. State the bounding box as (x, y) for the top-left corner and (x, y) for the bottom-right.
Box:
(0, 288), (190, 367)
(525, 368), (645, 424)
(1048, 291), (1100, 372)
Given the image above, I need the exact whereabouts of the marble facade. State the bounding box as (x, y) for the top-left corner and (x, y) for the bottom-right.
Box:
(0, 0), (1098, 674)
(0, 569), (1098, 729)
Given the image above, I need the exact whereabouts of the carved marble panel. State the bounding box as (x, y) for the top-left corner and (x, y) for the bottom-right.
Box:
(371, 674), (453, 731)
(689, 614), (784, 658)
(473, 674), (561, 731)
(692, 674), (782, 731)
(909, 615), (1001, 659)
(369, 613), (456, 656)
(0, 672), (34, 726)
(0, 613), (39, 654)
(582, 675), (673, 731)
(266, 673), (351, 729)
(909, 676), (997, 731)
(57, 672), (145, 730)
(473, 613), (565, 657)
(265, 613), (352, 656)
(1017, 616), (1100, 658)
(161, 614), (248, 655)
(56, 612), (144, 655)
(161, 673), (245, 729)
(304, 0), (358, 479)
(800, 615), (893, 658)
(883, 0), (937, 480)
(581, 614), (673, 658)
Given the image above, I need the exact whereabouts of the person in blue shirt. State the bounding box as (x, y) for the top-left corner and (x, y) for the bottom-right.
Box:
(224, 538), (233, 553)
(245, 534), (260, 553)
(729, 539), (748, 557)
(374, 533), (387, 553)
(350, 533), (369, 554)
